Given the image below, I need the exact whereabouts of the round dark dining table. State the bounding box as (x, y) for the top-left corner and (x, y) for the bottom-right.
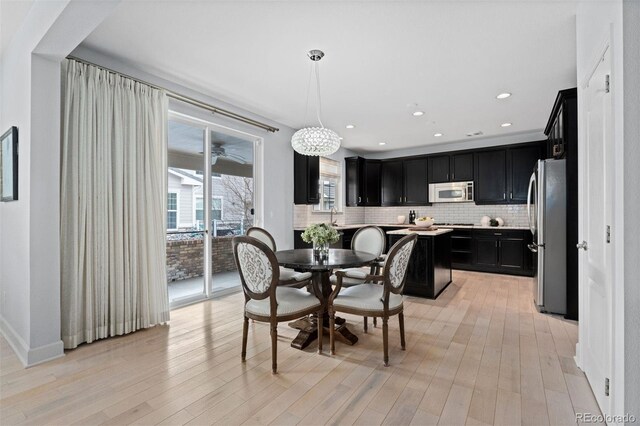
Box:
(275, 248), (379, 350)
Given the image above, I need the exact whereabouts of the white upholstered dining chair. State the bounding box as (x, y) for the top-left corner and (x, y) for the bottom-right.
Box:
(232, 236), (324, 374)
(328, 233), (417, 366)
(247, 227), (312, 288)
(329, 225), (386, 331)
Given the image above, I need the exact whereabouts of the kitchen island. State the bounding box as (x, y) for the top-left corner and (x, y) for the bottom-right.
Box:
(387, 228), (453, 299)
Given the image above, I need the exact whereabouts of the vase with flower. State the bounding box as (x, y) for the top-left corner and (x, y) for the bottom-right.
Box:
(301, 223), (340, 259)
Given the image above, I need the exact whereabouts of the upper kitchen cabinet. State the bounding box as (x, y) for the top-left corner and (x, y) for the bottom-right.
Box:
(403, 157), (429, 205)
(428, 155), (450, 183)
(428, 153), (473, 183)
(381, 159), (404, 206)
(450, 153), (474, 181)
(345, 157), (381, 206)
(474, 149), (508, 204)
(508, 143), (543, 202)
(381, 157), (429, 206)
(474, 142), (543, 205)
(294, 152), (320, 204)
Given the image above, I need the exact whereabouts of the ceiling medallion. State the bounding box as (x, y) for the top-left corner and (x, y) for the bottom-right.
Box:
(291, 50), (341, 156)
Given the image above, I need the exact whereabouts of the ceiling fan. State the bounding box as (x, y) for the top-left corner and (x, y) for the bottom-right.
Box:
(210, 143), (246, 165)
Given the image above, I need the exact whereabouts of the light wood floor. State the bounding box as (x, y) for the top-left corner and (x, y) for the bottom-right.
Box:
(0, 271), (602, 425)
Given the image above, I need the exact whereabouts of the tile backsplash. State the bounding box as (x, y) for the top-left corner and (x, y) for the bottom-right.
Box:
(363, 204), (528, 227)
(294, 203), (528, 228)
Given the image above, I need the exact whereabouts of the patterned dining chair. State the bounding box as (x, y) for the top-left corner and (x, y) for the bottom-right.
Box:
(328, 233), (417, 366)
(232, 236), (324, 374)
(247, 227), (312, 288)
(329, 225), (386, 332)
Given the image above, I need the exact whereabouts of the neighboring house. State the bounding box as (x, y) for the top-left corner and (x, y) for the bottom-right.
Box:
(167, 168), (253, 233)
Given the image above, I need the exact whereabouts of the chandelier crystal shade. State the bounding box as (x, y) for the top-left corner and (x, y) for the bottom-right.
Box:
(291, 127), (341, 156)
(291, 50), (341, 156)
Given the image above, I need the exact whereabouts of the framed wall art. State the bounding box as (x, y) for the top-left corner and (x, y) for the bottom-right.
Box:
(1, 126), (18, 201)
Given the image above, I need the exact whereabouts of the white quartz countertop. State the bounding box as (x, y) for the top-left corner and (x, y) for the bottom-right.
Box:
(294, 223), (529, 231)
(386, 228), (454, 236)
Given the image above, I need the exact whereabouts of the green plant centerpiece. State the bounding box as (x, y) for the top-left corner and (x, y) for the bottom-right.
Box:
(301, 223), (340, 258)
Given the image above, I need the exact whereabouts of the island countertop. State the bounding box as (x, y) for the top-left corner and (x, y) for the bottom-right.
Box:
(293, 223), (528, 231)
(386, 228), (454, 237)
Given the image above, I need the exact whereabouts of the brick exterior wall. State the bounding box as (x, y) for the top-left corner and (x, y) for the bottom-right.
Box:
(166, 236), (237, 282)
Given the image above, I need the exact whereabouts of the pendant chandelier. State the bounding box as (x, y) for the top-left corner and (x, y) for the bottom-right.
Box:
(291, 50), (341, 156)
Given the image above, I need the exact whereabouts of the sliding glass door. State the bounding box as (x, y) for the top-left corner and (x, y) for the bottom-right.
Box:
(166, 112), (261, 306)
(209, 129), (255, 295)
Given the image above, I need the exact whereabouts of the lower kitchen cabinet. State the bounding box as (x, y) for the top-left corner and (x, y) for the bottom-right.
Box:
(388, 232), (452, 299)
(451, 229), (534, 276)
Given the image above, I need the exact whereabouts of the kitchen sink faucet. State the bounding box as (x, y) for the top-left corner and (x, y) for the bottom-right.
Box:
(330, 207), (338, 226)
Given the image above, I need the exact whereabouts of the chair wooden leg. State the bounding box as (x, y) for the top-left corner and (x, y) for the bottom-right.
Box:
(382, 316), (389, 367)
(329, 309), (336, 355)
(317, 310), (323, 354)
(364, 316), (368, 333)
(241, 315), (249, 361)
(373, 317), (377, 328)
(399, 312), (406, 350)
(270, 323), (278, 374)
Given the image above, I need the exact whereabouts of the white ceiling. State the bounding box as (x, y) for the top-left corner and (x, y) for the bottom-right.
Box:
(81, 0), (577, 152)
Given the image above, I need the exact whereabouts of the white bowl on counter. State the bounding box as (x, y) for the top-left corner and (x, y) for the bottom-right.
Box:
(414, 218), (435, 227)
(396, 215), (406, 224)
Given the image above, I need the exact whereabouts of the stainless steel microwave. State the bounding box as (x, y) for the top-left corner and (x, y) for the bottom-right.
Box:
(428, 181), (474, 203)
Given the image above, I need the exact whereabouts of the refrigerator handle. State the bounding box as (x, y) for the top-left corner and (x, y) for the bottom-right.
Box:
(526, 172), (535, 235)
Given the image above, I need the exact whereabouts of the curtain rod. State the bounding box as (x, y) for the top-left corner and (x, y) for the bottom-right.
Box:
(66, 56), (279, 133)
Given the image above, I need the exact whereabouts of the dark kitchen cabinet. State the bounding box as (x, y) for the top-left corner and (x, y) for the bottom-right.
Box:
(474, 235), (499, 267)
(381, 160), (404, 206)
(450, 229), (473, 268)
(474, 149), (508, 204)
(451, 153), (474, 181)
(364, 160), (381, 206)
(381, 158), (429, 206)
(428, 153), (473, 183)
(402, 157), (428, 205)
(474, 143), (543, 205)
(508, 144), (542, 202)
(428, 155), (450, 183)
(345, 157), (360, 206)
(460, 229), (533, 276)
(388, 232), (452, 299)
(294, 152), (319, 204)
(345, 157), (381, 206)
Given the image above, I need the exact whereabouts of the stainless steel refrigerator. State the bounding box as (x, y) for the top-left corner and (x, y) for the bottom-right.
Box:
(527, 159), (566, 315)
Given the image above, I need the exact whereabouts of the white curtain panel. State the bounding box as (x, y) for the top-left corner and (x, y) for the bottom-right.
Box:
(61, 59), (170, 349)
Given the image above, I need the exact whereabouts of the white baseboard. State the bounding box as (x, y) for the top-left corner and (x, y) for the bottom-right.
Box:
(0, 314), (64, 367)
(574, 342), (582, 369)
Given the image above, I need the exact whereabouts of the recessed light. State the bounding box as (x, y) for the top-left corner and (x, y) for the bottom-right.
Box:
(345, 124), (355, 129)
(496, 92), (512, 99)
(412, 111), (424, 117)
(434, 133), (443, 137)
(378, 142), (387, 146)
(339, 137), (344, 140)
(501, 122), (512, 127)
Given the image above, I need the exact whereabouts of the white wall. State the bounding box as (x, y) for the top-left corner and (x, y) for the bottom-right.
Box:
(0, 0), (120, 366)
(576, 0), (639, 420)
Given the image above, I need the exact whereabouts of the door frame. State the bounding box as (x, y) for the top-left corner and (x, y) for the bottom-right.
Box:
(167, 110), (264, 307)
(576, 27), (624, 419)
